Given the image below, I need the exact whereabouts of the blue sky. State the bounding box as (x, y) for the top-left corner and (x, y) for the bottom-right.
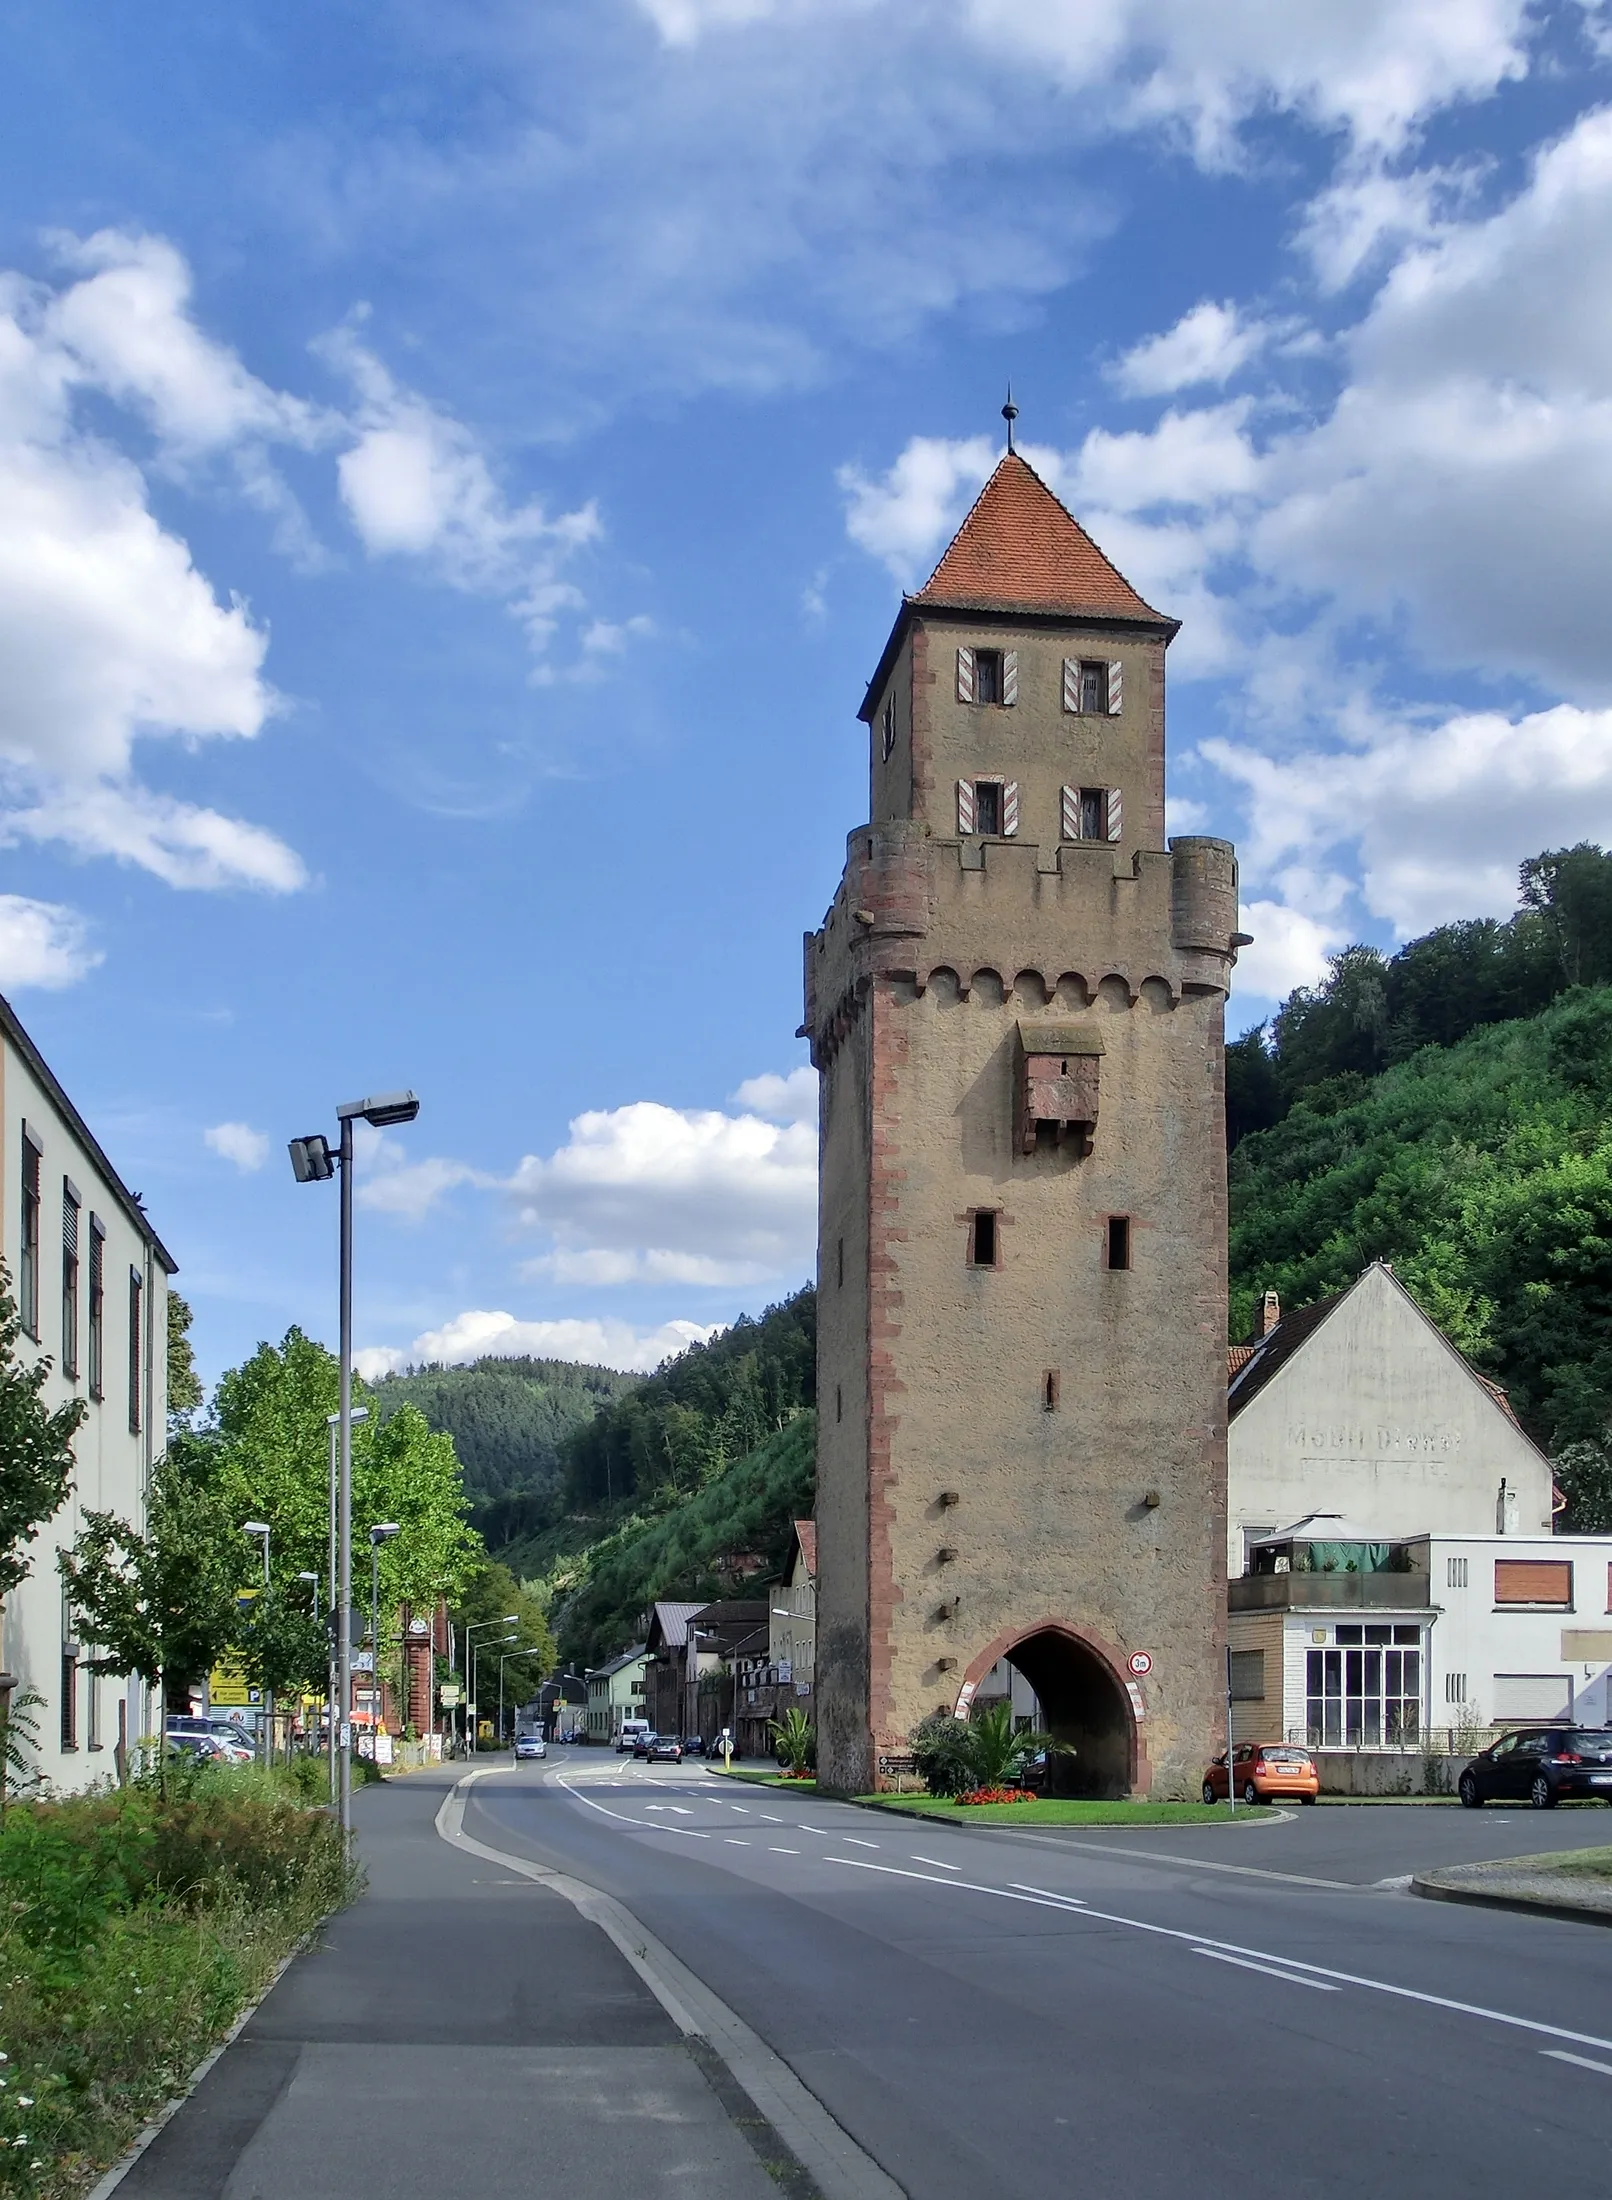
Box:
(4, 1), (1612, 1385)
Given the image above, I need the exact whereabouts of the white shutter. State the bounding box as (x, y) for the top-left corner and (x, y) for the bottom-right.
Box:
(1060, 784), (1079, 841)
(1062, 658), (1080, 713)
(1107, 660), (1123, 715)
(1002, 651), (1018, 706)
(956, 779), (975, 835)
(1003, 780), (1019, 836)
(1107, 787), (1123, 842)
(956, 647), (975, 704)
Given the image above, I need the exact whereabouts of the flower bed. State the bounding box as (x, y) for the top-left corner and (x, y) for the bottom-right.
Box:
(956, 1786), (1037, 1807)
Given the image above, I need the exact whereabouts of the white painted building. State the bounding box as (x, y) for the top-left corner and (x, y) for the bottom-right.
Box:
(0, 994), (174, 1791)
(585, 1646), (648, 1742)
(768, 1519), (816, 1693)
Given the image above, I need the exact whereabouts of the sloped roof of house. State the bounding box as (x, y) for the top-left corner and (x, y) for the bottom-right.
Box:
(912, 453), (1167, 625)
(644, 1602), (706, 1652)
(1228, 1262), (1533, 1443)
(586, 1645), (646, 1682)
(788, 1519), (817, 1582)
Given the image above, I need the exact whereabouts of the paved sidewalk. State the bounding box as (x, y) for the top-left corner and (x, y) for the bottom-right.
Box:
(114, 1769), (781, 2200)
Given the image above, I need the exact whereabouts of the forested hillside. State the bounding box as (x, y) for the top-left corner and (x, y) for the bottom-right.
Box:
(551, 1413), (816, 1670)
(1228, 984), (1612, 1529)
(370, 1355), (633, 1518)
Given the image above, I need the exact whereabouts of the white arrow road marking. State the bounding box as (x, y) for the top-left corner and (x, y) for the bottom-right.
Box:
(1544, 2051), (1612, 2077)
(1195, 1949), (1338, 1991)
(822, 1856), (1612, 2057)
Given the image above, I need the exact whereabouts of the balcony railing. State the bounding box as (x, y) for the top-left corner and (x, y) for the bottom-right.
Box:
(1230, 1570), (1432, 1612)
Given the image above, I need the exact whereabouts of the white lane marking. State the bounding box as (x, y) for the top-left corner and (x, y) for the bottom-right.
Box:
(1006, 1830), (1355, 1891)
(731, 1805), (750, 1813)
(760, 1814), (784, 1823)
(556, 1780), (707, 1840)
(1010, 1883), (1086, 1905)
(843, 1838), (879, 1850)
(1194, 1949), (1338, 1992)
(726, 1839), (751, 1847)
(1544, 2051), (1612, 2078)
(911, 1855), (960, 1872)
(821, 1857), (1612, 2057)
(769, 1847), (801, 1856)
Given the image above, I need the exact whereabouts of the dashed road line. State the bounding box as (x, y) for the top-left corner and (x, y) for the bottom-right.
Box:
(911, 1855), (959, 1872)
(1544, 2051), (1612, 2078)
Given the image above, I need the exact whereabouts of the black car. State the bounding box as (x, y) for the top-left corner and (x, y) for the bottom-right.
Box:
(1459, 1726), (1612, 1809)
(632, 1731), (657, 1758)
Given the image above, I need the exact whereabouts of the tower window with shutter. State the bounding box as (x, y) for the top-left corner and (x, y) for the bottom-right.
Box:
(1063, 658), (1122, 715)
(1062, 786), (1119, 842)
(959, 778), (1018, 838)
(974, 649), (1004, 705)
(974, 779), (1003, 836)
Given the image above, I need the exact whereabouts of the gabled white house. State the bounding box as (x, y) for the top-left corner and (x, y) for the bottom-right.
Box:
(1227, 1262), (1554, 1577)
(1, 993), (174, 1791)
(768, 1519), (816, 1694)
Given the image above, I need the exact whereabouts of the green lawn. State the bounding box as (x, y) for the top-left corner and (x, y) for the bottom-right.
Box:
(1517, 1844), (1612, 1882)
(703, 1768), (1246, 1824)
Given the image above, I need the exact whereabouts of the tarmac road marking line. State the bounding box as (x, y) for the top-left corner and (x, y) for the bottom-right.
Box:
(760, 1814), (785, 1823)
(1543, 2051), (1612, 2078)
(1009, 1883), (1086, 1905)
(1193, 1949), (1339, 1991)
(1001, 1831), (1357, 1890)
(821, 1856), (1612, 2057)
(842, 1838), (879, 1849)
(726, 1839), (751, 1847)
(769, 1847), (801, 1855)
(911, 1855), (960, 1871)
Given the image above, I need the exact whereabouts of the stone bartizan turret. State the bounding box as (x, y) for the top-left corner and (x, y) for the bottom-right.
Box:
(804, 451), (1243, 1798)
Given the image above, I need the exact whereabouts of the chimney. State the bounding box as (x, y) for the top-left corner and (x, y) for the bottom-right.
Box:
(1258, 1288), (1280, 1339)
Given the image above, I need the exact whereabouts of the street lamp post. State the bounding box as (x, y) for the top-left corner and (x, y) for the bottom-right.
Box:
(498, 1647), (530, 1748)
(464, 1617), (517, 1753)
(289, 1091), (419, 1842)
(326, 1408), (368, 1803)
(242, 1521), (271, 1762)
(472, 1629), (517, 1751)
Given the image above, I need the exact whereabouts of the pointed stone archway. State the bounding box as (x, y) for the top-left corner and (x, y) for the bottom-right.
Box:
(957, 1618), (1147, 1799)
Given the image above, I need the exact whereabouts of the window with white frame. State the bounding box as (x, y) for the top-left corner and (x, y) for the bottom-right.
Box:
(1306, 1624), (1422, 1746)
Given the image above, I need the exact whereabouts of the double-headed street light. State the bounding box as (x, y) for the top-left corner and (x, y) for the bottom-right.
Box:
(289, 1090), (420, 1839)
(469, 1622), (518, 1752)
(241, 1522), (272, 1762)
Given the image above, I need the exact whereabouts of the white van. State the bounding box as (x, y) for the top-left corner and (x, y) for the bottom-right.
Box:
(616, 1717), (651, 1754)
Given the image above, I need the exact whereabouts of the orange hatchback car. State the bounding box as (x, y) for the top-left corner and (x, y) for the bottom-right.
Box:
(1203, 1743), (1320, 1806)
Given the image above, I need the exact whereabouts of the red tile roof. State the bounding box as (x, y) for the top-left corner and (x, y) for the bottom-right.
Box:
(913, 453), (1167, 624)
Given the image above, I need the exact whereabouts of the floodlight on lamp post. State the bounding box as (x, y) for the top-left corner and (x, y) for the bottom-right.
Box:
(287, 1090), (420, 1839)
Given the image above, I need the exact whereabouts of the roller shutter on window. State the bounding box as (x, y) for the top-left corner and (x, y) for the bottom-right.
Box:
(1494, 1559), (1573, 1606)
(1492, 1674), (1574, 1720)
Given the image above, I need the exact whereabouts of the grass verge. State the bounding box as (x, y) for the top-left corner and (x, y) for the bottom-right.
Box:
(703, 1768), (1252, 1825)
(0, 1761), (360, 2200)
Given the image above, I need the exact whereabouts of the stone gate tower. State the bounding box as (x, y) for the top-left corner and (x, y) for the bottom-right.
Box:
(804, 452), (1242, 1797)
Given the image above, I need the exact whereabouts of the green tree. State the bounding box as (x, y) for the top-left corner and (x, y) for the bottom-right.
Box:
(166, 1290), (203, 1430)
(212, 1329), (480, 1618)
(1552, 1440), (1612, 1534)
(0, 1262), (86, 1604)
(58, 1444), (252, 1721)
(449, 1554), (555, 1730)
(1520, 844), (1612, 987)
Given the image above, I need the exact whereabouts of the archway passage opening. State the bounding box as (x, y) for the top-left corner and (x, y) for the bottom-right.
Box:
(1005, 1628), (1134, 1799)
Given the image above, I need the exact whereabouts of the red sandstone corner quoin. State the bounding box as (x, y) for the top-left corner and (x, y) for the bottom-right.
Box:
(805, 447), (1242, 1800)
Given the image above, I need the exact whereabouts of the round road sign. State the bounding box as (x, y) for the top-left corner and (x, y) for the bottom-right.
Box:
(1128, 1651), (1153, 1677)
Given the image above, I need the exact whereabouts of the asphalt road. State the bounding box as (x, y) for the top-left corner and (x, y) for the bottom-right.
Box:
(465, 1748), (1612, 2200)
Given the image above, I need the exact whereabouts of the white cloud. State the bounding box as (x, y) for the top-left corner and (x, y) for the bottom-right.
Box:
(0, 895), (100, 989)
(205, 1121), (270, 1172)
(325, 327), (601, 652)
(729, 1067), (817, 1123)
(355, 1310), (725, 1380)
(0, 241), (306, 894)
(356, 1155), (486, 1221)
(1230, 901), (1346, 1002)
(507, 1096), (818, 1288)
(1111, 303), (1274, 396)
(838, 435), (994, 586)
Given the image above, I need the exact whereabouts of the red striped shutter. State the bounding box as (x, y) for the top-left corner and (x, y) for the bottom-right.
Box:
(956, 648), (975, 704)
(1003, 651), (1018, 706)
(1060, 784), (1079, 840)
(1107, 787), (1123, 842)
(956, 779), (975, 834)
(1062, 659), (1080, 713)
(1003, 781), (1019, 836)
(1107, 660), (1123, 715)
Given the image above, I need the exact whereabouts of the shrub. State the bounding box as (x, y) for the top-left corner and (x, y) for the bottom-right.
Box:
(910, 1712), (977, 1799)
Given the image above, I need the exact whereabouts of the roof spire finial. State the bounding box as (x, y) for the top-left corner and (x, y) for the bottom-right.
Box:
(1002, 384), (1018, 455)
